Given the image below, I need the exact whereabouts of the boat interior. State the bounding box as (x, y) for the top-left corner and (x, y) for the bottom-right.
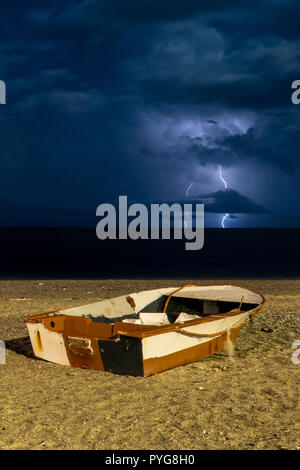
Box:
(83, 294), (261, 326)
(141, 295), (257, 317)
(55, 286), (264, 327)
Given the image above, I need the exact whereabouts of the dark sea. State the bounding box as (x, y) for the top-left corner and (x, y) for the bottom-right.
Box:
(0, 227), (299, 279)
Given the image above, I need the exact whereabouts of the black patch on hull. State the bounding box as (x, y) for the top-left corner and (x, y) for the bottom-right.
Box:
(98, 336), (144, 377)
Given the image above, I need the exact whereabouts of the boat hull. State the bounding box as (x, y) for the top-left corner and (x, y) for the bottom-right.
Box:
(99, 326), (241, 377)
(25, 285), (265, 376)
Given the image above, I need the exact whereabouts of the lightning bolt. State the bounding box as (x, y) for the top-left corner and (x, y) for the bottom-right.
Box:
(218, 166), (230, 228)
(219, 166), (227, 189)
(221, 213), (229, 229)
(186, 182), (193, 197)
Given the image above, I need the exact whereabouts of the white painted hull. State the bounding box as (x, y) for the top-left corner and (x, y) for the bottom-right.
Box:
(25, 285), (265, 376)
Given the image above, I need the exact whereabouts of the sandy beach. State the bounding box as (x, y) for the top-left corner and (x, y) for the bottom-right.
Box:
(0, 279), (299, 450)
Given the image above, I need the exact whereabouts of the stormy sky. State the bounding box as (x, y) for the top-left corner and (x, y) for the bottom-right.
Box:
(1, 0), (300, 227)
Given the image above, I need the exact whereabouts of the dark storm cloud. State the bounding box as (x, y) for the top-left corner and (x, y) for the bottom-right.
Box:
(193, 189), (270, 214)
(135, 22), (300, 111)
(60, 0), (257, 24)
(210, 1), (300, 41)
(217, 116), (300, 172)
(159, 110), (300, 171)
(0, 0), (299, 224)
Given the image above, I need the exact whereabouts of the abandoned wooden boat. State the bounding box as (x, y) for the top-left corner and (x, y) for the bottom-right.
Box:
(25, 285), (265, 376)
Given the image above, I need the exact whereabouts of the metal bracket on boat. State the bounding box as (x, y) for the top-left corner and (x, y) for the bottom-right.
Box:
(67, 336), (93, 356)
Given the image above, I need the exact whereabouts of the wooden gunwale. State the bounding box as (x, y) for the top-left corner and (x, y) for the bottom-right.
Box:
(25, 293), (265, 342)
